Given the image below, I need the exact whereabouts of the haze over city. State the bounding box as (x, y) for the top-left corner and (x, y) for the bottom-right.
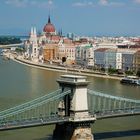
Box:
(0, 1), (140, 140)
(0, 0), (140, 36)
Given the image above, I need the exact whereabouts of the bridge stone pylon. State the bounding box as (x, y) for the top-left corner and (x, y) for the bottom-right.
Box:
(53, 75), (96, 140)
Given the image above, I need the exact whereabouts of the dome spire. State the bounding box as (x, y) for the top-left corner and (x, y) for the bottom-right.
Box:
(48, 15), (51, 24)
(43, 15), (56, 34)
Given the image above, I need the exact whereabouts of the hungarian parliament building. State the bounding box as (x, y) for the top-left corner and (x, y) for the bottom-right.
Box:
(24, 16), (140, 73)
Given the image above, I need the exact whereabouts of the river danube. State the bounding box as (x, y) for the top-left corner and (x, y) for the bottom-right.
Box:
(0, 56), (140, 140)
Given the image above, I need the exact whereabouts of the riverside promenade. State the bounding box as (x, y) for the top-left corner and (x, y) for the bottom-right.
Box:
(12, 56), (124, 80)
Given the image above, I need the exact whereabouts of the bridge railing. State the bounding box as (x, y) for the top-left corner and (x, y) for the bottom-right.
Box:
(0, 89), (61, 116)
(88, 89), (140, 114)
(1, 88), (140, 130)
(0, 89), (71, 127)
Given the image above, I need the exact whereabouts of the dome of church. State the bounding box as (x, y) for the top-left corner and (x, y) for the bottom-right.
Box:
(43, 16), (55, 33)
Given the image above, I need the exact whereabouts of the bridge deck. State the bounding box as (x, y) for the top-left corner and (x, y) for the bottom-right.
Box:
(0, 88), (140, 131)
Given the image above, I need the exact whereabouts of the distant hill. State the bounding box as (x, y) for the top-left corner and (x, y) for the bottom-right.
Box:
(0, 36), (22, 45)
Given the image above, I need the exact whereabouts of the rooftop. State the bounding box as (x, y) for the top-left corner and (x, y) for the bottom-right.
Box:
(94, 48), (109, 52)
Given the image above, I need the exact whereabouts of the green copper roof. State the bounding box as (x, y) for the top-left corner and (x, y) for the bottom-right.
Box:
(84, 45), (92, 49)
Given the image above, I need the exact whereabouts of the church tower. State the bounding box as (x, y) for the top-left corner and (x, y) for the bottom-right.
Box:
(30, 27), (39, 62)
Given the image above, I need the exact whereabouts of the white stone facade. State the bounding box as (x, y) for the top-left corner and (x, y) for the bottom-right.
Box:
(75, 44), (94, 66)
(58, 39), (76, 64)
(24, 27), (44, 63)
(116, 52), (122, 69)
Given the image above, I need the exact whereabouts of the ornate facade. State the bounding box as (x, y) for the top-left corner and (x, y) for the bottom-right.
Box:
(24, 27), (44, 63)
(24, 16), (77, 65)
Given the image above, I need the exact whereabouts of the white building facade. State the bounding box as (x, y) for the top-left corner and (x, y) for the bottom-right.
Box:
(75, 44), (94, 67)
(116, 52), (122, 69)
(58, 39), (76, 65)
(24, 27), (44, 63)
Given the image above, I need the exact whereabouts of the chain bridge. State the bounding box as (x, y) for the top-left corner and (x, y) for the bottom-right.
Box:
(0, 75), (140, 139)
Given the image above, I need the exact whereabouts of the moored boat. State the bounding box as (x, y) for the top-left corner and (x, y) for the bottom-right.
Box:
(120, 76), (140, 86)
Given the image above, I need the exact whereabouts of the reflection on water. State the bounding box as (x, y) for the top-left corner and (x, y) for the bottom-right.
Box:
(0, 56), (140, 140)
(94, 129), (140, 140)
(34, 136), (52, 140)
(88, 76), (140, 99)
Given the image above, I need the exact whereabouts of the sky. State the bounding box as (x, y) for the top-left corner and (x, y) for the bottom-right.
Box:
(0, 0), (140, 36)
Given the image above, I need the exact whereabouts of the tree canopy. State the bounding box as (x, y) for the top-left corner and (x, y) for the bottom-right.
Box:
(0, 36), (22, 45)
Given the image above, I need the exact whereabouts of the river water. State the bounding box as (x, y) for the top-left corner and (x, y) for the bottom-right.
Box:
(0, 56), (140, 140)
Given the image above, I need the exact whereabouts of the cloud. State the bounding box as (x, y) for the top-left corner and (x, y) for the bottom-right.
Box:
(48, 0), (53, 5)
(99, 0), (108, 6)
(134, 0), (140, 4)
(5, 0), (28, 7)
(5, 0), (54, 8)
(73, 0), (124, 8)
(99, 0), (124, 7)
(72, 1), (94, 7)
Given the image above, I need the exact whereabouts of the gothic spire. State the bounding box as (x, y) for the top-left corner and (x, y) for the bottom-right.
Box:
(31, 27), (34, 35)
(33, 27), (37, 35)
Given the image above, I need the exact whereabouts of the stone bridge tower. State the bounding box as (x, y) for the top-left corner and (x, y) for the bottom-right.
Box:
(53, 75), (96, 140)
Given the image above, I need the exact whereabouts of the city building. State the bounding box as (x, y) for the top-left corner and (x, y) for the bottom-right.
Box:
(116, 51), (122, 70)
(94, 48), (109, 69)
(42, 16), (76, 64)
(134, 50), (140, 73)
(96, 43), (117, 49)
(24, 27), (44, 62)
(58, 38), (75, 65)
(43, 16), (61, 43)
(105, 49), (117, 69)
(43, 43), (58, 63)
(119, 49), (137, 71)
(43, 15), (56, 36)
(23, 15), (140, 71)
(75, 44), (94, 67)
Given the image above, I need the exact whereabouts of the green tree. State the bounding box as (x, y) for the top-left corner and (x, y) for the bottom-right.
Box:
(0, 36), (22, 45)
(101, 67), (105, 72)
(136, 70), (140, 77)
(125, 70), (133, 75)
(15, 47), (24, 53)
(108, 68), (118, 74)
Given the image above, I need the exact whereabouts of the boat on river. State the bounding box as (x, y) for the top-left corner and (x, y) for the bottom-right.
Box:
(120, 76), (140, 86)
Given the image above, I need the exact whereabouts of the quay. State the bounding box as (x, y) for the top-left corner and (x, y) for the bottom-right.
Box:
(12, 55), (123, 80)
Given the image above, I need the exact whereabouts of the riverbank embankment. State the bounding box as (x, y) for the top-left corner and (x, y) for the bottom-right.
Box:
(13, 56), (124, 80)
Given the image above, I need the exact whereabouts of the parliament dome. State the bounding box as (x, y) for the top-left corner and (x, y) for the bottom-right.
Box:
(43, 16), (55, 33)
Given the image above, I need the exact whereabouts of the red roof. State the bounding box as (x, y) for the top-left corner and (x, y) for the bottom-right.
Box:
(43, 16), (55, 33)
(129, 45), (140, 49)
(63, 38), (72, 44)
(43, 23), (55, 33)
(51, 35), (60, 41)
